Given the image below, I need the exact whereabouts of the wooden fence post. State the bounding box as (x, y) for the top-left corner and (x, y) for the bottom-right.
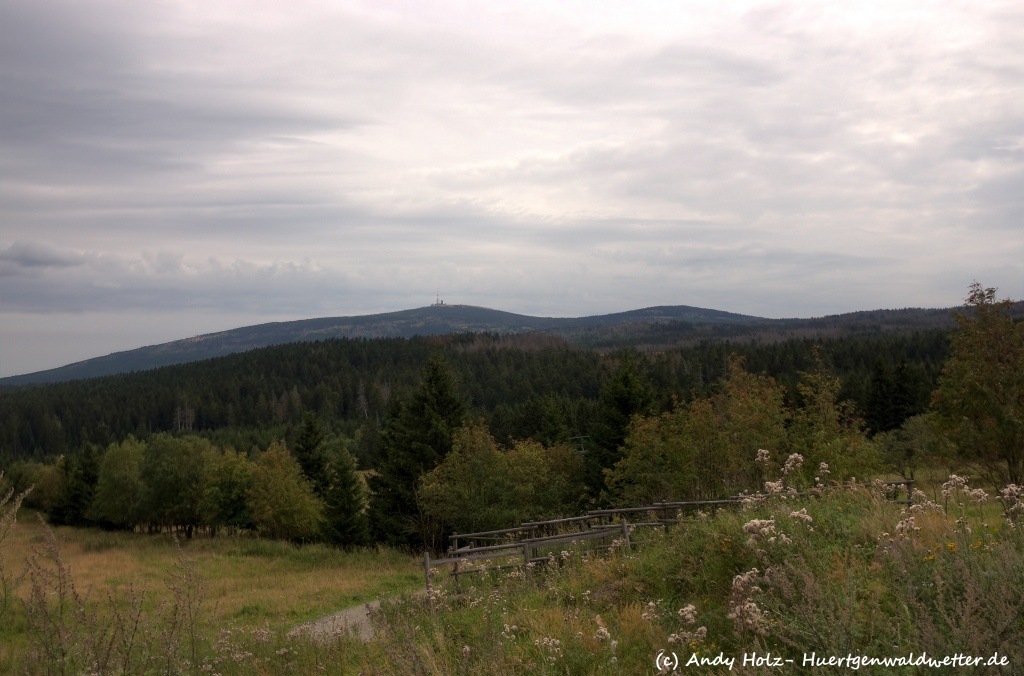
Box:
(423, 550), (432, 595)
(450, 533), (459, 579)
(620, 517), (631, 549)
(523, 541), (532, 579)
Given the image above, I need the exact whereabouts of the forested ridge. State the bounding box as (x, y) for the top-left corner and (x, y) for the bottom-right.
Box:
(1, 329), (949, 463)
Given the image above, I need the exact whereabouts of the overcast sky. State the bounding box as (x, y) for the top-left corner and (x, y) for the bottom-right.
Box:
(2, 0), (1022, 377)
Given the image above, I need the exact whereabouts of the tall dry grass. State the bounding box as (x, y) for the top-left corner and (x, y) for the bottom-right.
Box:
(2, 471), (1023, 674)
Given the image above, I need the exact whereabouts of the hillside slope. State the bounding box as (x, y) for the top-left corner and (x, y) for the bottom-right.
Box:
(1, 304), (759, 385)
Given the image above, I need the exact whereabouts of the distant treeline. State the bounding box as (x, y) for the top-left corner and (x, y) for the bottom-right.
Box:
(0, 329), (950, 468)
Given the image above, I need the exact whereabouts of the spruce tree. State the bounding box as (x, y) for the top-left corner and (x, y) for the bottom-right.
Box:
(369, 356), (467, 549)
(321, 443), (370, 548)
(585, 350), (655, 501)
(293, 412), (328, 497)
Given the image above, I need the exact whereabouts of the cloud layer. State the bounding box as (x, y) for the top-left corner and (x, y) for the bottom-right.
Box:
(2, 0), (1023, 376)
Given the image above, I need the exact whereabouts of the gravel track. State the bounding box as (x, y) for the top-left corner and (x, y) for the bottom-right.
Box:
(291, 600), (381, 642)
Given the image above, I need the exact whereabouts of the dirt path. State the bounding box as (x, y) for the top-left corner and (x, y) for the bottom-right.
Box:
(291, 600), (381, 642)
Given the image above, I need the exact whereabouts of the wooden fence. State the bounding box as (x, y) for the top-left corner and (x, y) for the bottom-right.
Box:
(417, 480), (915, 592)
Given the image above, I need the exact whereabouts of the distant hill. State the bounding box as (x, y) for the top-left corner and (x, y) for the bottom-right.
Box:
(1, 302), (989, 387)
(0, 304), (760, 386)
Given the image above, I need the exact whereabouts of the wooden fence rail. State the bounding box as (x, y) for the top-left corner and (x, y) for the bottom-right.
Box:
(417, 479), (915, 592)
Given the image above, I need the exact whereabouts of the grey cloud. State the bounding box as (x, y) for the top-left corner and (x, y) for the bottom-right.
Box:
(0, 247), (353, 314)
(0, 241), (86, 269)
(2, 1), (1024, 378)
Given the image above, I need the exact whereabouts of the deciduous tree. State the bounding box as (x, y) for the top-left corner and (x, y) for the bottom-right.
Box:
(934, 283), (1024, 484)
(89, 437), (145, 529)
(247, 441), (323, 541)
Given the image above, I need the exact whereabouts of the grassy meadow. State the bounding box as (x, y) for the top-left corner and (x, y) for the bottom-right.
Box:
(0, 511), (421, 673)
(3, 512), (419, 622)
(3, 470), (1023, 674)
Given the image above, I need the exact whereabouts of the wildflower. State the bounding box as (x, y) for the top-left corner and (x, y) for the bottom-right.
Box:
(678, 604), (697, 625)
(756, 449), (771, 465)
(789, 508), (812, 523)
(728, 599), (769, 635)
(732, 568), (761, 596)
(782, 453), (804, 475)
(894, 516), (920, 539)
(535, 636), (562, 657)
(669, 625), (706, 646)
(942, 474), (969, 497)
(743, 518), (776, 537)
(727, 569), (767, 636)
(641, 600), (661, 621)
(966, 487), (989, 504)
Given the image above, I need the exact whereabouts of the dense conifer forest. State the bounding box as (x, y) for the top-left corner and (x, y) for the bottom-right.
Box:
(3, 284), (1022, 558)
(0, 329), (949, 464)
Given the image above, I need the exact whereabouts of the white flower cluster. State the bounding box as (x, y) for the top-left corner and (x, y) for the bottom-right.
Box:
(894, 515), (921, 539)
(908, 488), (944, 514)
(534, 636), (562, 661)
(942, 474), (989, 505)
(1000, 484), (1024, 522)
(668, 604), (708, 646)
(942, 474), (969, 497)
(727, 568), (768, 636)
(782, 453), (804, 476)
(743, 518), (775, 546)
(789, 508), (813, 524)
(641, 599), (662, 621)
